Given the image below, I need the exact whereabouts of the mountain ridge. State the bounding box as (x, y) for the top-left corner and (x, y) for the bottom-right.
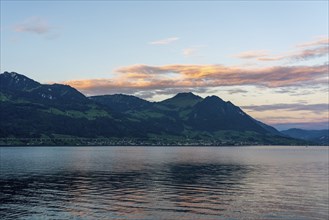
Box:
(0, 72), (310, 146)
(281, 128), (328, 145)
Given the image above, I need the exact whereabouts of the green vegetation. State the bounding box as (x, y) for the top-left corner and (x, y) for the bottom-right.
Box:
(0, 92), (9, 101)
(0, 72), (317, 146)
(43, 106), (111, 120)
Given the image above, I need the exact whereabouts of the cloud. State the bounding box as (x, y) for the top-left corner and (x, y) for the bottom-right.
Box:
(290, 46), (329, 61)
(182, 45), (205, 57)
(252, 114), (329, 130)
(115, 64), (328, 87)
(14, 17), (51, 35)
(233, 50), (270, 59)
(233, 37), (329, 62)
(64, 63), (328, 96)
(242, 103), (329, 114)
(273, 87), (313, 96)
(183, 48), (197, 56)
(296, 36), (329, 48)
(226, 89), (248, 94)
(134, 87), (209, 99)
(235, 47), (328, 62)
(149, 37), (179, 45)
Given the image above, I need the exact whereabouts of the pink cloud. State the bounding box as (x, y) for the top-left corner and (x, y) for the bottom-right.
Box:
(296, 36), (329, 48)
(233, 50), (269, 59)
(64, 63), (328, 96)
(233, 37), (329, 62)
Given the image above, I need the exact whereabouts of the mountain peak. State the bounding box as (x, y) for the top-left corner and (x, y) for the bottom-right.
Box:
(3, 71), (18, 77)
(1, 72), (304, 145)
(174, 92), (201, 99)
(160, 92), (203, 109)
(203, 95), (225, 104)
(2, 71), (28, 79)
(1, 71), (40, 91)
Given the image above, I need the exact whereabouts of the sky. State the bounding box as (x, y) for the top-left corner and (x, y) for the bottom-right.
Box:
(1, 1), (328, 130)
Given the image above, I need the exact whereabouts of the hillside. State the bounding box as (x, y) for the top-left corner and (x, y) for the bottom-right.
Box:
(281, 128), (328, 145)
(0, 72), (308, 146)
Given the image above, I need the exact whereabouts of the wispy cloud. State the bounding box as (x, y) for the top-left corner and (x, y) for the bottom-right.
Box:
(290, 46), (329, 61)
(296, 36), (329, 48)
(233, 50), (270, 59)
(226, 89), (248, 94)
(183, 48), (197, 56)
(182, 45), (205, 57)
(64, 63), (328, 96)
(242, 103), (329, 114)
(233, 37), (329, 62)
(14, 17), (52, 35)
(149, 37), (179, 45)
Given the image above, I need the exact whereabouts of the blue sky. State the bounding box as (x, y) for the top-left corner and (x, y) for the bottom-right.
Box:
(1, 1), (328, 130)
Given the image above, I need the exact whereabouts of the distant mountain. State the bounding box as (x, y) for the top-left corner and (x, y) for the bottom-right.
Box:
(0, 72), (308, 146)
(281, 128), (329, 145)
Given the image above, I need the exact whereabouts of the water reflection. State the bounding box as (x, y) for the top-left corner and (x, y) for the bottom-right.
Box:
(0, 146), (328, 219)
(1, 163), (253, 219)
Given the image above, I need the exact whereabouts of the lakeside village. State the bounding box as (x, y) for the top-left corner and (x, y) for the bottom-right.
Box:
(0, 137), (261, 146)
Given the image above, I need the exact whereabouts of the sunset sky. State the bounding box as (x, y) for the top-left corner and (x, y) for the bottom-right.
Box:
(1, 1), (328, 130)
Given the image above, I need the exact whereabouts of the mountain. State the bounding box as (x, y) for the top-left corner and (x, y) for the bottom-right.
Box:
(185, 96), (266, 133)
(159, 92), (203, 109)
(0, 72), (88, 106)
(0, 72), (308, 146)
(281, 128), (329, 145)
(0, 71), (40, 91)
(90, 94), (153, 112)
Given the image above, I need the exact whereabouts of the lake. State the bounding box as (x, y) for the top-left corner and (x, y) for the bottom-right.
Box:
(0, 146), (328, 219)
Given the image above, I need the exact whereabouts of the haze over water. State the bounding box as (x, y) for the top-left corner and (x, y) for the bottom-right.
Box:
(0, 146), (328, 219)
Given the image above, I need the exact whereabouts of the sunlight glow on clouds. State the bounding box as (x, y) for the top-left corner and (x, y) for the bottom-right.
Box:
(2, 1), (327, 130)
(65, 63), (328, 95)
(62, 36), (328, 129)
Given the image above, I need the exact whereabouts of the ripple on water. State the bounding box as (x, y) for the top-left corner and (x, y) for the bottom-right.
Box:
(0, 146), (328, 219)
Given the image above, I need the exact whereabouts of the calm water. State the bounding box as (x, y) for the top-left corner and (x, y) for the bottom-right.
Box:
(0, 146), (328, 220)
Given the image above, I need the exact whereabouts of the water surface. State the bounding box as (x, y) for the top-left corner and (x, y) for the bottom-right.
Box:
(1, 146), (328, 219)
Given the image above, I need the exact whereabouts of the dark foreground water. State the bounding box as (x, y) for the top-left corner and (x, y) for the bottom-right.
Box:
(0, 146), (328, 220)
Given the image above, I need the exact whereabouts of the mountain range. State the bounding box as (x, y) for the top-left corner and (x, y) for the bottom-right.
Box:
(281, 128), (328, 145)
(0, 71), (320, 146)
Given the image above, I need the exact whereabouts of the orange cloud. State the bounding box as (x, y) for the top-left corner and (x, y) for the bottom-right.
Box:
(64, 63), (328, 96)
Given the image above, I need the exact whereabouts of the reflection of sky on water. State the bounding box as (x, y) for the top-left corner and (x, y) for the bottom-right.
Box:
(0, 146), (328, 219)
